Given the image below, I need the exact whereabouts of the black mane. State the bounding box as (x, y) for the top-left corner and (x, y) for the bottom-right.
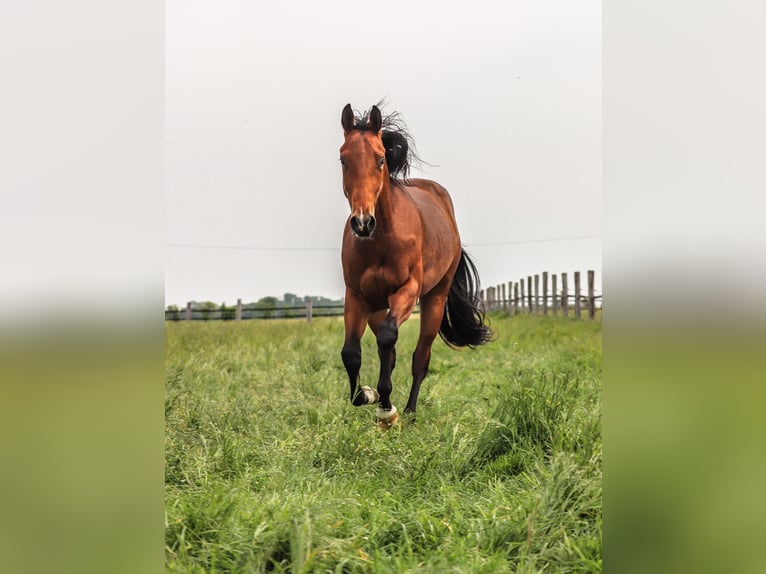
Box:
(351, 104), (423, 183)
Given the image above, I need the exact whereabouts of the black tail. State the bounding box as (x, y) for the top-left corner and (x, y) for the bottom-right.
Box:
(439, 250), (494, 348)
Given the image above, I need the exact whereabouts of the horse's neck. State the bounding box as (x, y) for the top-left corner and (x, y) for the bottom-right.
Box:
(375, 179), (396, 227)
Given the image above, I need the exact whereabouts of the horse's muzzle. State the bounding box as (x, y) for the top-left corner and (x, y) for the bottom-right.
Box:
(350, 214), (376, 238)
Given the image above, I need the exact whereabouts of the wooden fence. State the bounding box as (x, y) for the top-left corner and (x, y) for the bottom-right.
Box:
(479, 270), (601, 319)
(164, 299), (345, 322)
(167, 270), (601, 322)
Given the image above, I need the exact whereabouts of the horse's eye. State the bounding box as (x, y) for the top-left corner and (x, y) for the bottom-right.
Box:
(378, 157), (385, 168)
(340, 158), (346, 167)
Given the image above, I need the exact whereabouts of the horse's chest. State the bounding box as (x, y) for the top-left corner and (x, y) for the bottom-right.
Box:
(357, 259), (408, 304)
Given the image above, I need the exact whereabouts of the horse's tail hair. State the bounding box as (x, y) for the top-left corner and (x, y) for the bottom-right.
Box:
(439, 249), (494, 348)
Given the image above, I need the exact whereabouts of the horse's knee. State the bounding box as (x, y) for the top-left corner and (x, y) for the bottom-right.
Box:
(376, 321), (398, 350)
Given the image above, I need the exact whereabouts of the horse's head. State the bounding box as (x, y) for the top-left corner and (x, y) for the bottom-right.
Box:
(339, 103), (388, 239)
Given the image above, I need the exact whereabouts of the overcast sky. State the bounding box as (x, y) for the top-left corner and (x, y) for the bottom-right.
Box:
(165, 0), (601, 306)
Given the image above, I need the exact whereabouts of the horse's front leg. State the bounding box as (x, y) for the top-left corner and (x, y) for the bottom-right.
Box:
(341, 290), (377, 406)
(375, 278), (420, 428)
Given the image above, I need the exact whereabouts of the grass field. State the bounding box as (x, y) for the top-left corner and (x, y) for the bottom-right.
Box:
(165, 313), (602, 573)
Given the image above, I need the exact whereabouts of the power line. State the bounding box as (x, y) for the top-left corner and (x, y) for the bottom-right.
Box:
(467, 234), (602, 247)
(165, 243), (337, 252)
(164, 234), (601, 252)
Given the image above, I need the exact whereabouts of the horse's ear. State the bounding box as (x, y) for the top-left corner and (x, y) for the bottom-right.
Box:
(370, 105), (382, 134)
(341, 104), (355, 132)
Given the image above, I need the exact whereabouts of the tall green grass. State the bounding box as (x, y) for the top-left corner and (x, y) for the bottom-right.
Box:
(166, 313), (601, 573)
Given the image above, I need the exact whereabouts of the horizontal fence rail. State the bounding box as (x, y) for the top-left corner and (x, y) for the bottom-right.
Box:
(479, 270), (601, 319)
(164, 300), (346, 322)
(165, 300), (423, 322)
(166, 271), (601, 322)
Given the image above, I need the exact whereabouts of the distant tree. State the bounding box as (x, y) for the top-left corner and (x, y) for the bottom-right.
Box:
(221, 302), (236, 321)
(303, 295), (344, 316)
(254, 296), (277, 319)
(198, 301), (218, 321)
(166, 304), (181, 321)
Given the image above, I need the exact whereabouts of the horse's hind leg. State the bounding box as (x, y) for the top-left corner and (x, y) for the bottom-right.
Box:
(341, 291), (376, 406)
(405, 290), (449, 416)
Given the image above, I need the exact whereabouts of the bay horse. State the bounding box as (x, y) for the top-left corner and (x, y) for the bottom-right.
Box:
(339, 103), (493, 428)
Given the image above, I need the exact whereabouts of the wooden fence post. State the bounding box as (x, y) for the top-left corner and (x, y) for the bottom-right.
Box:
(588, 270), (595, 319)
(306, 298), (313, 322)
(552, 274), (558, 316)
(534, 274), (540, 315)
(501, 283), (507, 311)
(542, 272), (548, 316)
(523, 278), (528, 314)
(562, 273), (569, 317)
(574, 271), (581, 319)
(527, 276), (533, 313)
(185, 302), (192, 321)
(511, 282), (517, 315)
(236, 298), (242, 321)
(520, 279), (525, 314)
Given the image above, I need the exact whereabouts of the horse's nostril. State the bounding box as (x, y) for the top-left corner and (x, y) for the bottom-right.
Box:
(350, 215), (374, 237)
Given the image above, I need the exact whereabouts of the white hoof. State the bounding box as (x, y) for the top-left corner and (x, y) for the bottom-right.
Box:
(376, 405), (399, 429)
(360, 385), (379, 404)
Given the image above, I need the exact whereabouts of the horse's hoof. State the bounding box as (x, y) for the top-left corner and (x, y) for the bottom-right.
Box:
(360, 386), (379, 404)
(376, 406), (399, 430)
